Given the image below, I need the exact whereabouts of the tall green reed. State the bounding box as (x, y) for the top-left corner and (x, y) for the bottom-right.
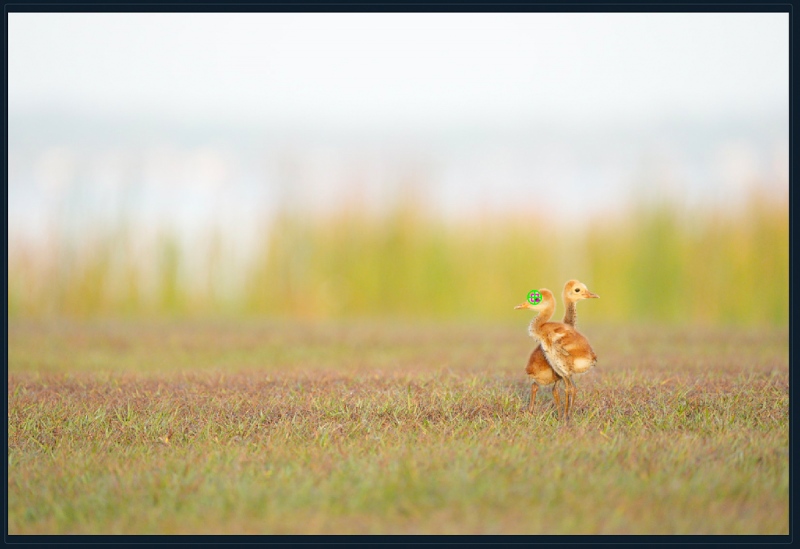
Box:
(7, 190), (787, 326)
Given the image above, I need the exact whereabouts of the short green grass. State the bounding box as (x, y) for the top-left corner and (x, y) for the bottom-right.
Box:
(7, 320), (788, 534)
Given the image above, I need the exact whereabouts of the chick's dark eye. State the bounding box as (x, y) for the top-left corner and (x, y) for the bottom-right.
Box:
(575, 288), (580, 293)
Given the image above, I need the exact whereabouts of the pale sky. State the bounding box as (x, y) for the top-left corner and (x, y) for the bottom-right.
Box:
(7, 11), (789, 249)
(8, 12), (789, 130)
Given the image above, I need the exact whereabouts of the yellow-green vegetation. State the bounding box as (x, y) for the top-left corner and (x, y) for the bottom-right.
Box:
(8, 320), (788, 534)
(7, 193), (788, 325)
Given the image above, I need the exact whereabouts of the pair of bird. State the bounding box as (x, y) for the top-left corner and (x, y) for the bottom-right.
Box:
(514, 280), (599, 419)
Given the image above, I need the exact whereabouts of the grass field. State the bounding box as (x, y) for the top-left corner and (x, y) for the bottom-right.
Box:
(7, 319), (788, 535)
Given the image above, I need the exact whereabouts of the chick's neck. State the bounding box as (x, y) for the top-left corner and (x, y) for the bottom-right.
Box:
(528, 299), (555, 340)
(562, 298), (577, 326)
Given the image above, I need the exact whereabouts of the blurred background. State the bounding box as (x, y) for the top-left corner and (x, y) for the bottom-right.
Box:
(7, 13), (788, 325)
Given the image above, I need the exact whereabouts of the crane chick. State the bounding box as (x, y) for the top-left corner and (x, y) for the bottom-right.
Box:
(523, 280), (598, 416)
(515, 287), (598, 419)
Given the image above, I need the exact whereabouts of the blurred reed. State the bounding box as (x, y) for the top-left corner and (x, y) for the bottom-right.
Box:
(7, 186), (787, 326)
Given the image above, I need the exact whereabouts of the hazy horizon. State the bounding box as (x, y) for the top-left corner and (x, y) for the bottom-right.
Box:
(7, 12), (788, 323)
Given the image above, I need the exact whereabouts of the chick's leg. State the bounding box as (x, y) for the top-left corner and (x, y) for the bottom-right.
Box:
(552, 379), (563, 419)
(566, 379), (578, 419)
(529, 382), (539, 412)
(563, 376), (573, 419)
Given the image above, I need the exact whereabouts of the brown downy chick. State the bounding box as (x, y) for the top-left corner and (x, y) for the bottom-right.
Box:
(523, 280), (598, 415)
(515, 287), (598, 419)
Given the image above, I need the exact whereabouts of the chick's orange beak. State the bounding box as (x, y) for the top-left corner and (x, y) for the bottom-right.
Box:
(585, 291), (599, 299)
(514, 303), (531, 310)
